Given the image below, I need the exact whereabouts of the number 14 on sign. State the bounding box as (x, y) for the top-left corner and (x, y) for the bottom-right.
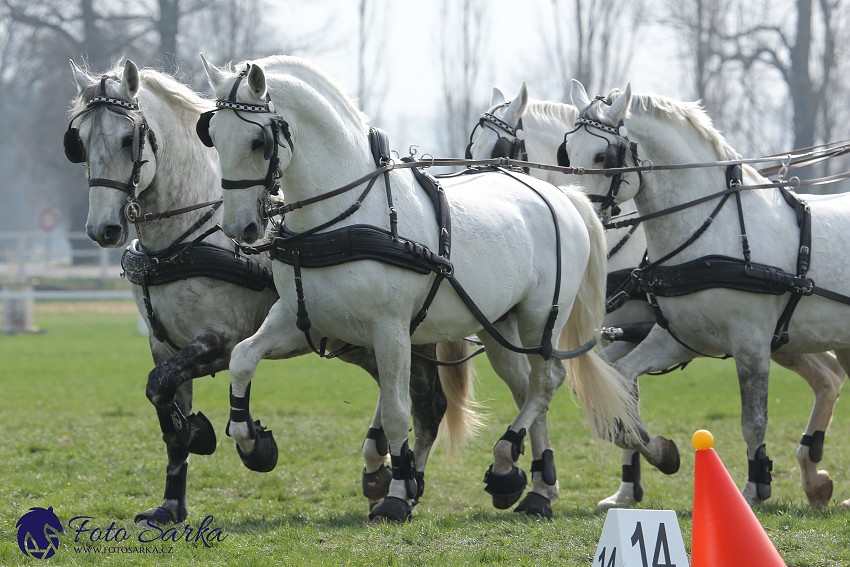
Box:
(593, 509), (689, 567)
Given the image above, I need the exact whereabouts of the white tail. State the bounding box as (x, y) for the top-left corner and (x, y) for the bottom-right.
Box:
(435, 340), (485, 454)
(560, 188), (644, 444)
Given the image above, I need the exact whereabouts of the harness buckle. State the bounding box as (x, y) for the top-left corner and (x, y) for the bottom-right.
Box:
(124, 200), (142, 223)
(796, 279), (814, 295)
(601, 326), (624, 341)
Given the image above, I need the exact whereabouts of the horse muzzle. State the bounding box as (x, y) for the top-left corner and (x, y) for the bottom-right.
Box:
(87, 221), (127, 248)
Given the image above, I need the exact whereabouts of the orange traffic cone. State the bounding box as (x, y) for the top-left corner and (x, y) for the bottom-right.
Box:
(691, 430), (786, 566)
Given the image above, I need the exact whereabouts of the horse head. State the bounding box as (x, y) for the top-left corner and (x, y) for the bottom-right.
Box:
(67, 59), (158, 247)
(567, 80), (641, 216)
(200, 55), (292, 244)
(466, 82), (529, 161)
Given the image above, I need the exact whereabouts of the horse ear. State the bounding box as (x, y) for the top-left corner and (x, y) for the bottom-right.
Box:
(490, 87), (505, 107)
(503, 81), (528, 126)
(200, 53), (227, 91)
(247, 63), (268, 101)
(69, 60), (94, 93)
(608, 83), (632, 122)
(570, 79), (591, 110)
(122, 60), (140, 100)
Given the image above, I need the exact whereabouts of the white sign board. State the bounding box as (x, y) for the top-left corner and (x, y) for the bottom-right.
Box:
(593, 508), (689, 567)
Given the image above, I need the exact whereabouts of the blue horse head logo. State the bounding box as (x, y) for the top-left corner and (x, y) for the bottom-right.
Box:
(16, 507), (64, 559)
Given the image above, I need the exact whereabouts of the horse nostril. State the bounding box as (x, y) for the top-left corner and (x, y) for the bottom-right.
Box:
(242, 223), (259, 244)
(103, 225), (122, 244)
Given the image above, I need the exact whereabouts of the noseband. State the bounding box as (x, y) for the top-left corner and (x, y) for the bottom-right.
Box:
(64, 75), (159, 222)
(196, 65), (294, 198)
(465, 105), (528, 171)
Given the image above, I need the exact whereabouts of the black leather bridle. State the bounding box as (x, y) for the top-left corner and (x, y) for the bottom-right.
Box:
(196, 65), (294, 198)
(557, 100), (643, 217)
(64, 75), (159, 222)
(465, 105), (528, 171)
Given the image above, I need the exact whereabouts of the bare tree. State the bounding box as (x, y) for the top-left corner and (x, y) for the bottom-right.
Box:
(538, 0), (647, 101)
(438, 0), (488, 155)
(0, 0), (336, 251)
(355, 0), (388, 125)
(663, 0), (850, 188)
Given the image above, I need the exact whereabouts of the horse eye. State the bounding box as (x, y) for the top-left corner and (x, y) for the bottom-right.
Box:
(251, 138), (264, 151)
(121, 135), (133, 148)
(593, 152), (605, 164)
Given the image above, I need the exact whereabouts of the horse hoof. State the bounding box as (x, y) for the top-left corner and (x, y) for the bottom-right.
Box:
(483, 465), (527, 510)
(743, 481), (771, 506)
(514, 492), (553, 519)
(805, 472), (833, 508)
(651, 436), (680, 475)
(368, 496), (412, 523)
(186, 412), (217, 455)
(597, 495), (637, 513)
(236, 423), (278, 472)
(134, 506), (183, 525)
(362, 465), (392, 501)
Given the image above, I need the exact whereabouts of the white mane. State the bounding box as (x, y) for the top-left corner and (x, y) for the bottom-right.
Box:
(524, 100), (579, 130)
(235, 55), (369, 130)
(70, 64), (211, 115)
(585, 90), (740, 161)
(140, 69), (212, 115)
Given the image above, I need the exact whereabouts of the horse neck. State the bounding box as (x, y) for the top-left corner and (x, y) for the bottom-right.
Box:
(626, 116), (752, 263)
(134, 93), (224, 251)
(277, 94), (395, 233)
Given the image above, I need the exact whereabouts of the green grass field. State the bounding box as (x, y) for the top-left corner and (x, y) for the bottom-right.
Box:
(1, 301), (849, 566)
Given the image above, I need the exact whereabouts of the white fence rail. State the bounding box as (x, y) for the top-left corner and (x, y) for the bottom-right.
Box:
(0, 230), (133, 332)
(0, 230), (124, 284)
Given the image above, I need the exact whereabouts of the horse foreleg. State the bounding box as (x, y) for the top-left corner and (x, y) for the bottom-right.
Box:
(146, 331), (225, 456)
(359, 399), (392, 509)
(146, 330), (226, 406)
(773, 351), (844, 508)
(368, 332), (417, 523)
(334, 347), (392, 505)
(736, 350), (773, 505)
(341, 344), (444, 510)
(228, 303), (308, 472)
(135, 380), (193, 525)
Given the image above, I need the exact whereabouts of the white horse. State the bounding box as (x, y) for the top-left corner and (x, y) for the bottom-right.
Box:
(66, 59), (476, 524)
(567, 79), (850, 508)
(199, 54), (646, 521)
(469, 83), (847, 510)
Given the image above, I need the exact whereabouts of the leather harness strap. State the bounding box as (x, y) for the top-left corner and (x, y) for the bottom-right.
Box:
(271, 130), (595, 362)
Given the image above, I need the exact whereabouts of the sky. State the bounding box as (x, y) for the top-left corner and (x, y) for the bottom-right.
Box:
(277, 0), (686, 155)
